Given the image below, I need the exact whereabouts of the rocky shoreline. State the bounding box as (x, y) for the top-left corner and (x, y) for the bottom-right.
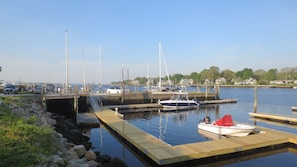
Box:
(10, 96), (128, 167)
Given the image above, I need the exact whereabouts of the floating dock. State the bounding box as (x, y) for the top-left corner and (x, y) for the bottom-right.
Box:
(94, 109), (297, 166)
(249, 112), (297, 124)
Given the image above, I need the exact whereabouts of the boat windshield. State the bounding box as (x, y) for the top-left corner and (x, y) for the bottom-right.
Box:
(169, 93), (188, 101)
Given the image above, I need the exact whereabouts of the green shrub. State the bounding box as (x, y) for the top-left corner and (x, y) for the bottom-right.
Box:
(0, 96), (62, 167)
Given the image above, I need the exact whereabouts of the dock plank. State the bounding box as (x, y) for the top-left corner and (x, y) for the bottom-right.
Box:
(249, 112), (297, 124)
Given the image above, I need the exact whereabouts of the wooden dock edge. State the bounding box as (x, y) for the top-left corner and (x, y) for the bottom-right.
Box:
(249, 112), (297, 124)
(94, 109), (297, 166)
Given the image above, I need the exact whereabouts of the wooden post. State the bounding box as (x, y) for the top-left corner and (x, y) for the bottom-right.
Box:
(253, 83), (258, 113)
(205, 84), (208, 100)
(74, 96), (78, 114)
(215, 84), (220, 100)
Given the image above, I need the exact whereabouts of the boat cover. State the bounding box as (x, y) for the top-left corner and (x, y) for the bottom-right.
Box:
(215, 115), (234, 126)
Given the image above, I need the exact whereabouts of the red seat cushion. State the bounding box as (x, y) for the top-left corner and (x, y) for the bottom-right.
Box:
(215, 115), (234, 126)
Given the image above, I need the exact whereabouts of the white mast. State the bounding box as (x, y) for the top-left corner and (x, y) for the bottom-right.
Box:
(98, 44), (102, 87)
(65, 30), (69, 93)
(147, 64), (150, 85)
(82, 41), (86, 92)
(161, 47), (172, 86)
(158, 42), (162, 88)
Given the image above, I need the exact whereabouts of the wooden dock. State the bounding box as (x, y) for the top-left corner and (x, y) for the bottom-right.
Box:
(94, 109), (297, 166)
(249, 112), (297, 124)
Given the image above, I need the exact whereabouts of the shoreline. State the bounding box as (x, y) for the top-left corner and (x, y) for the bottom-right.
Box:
(1, 95), (128, 167)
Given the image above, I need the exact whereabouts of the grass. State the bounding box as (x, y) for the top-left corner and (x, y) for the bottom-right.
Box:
(0, 96), (65, 167)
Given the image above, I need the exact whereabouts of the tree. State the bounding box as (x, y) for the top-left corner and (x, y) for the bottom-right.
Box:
(134, 77), (147, 84)
(190, 72), (201, 84)
(267, 69), (277, 81)
(221, 69), (235, 84)
(254, 69), (268, 84)
(170, 74), (183, 84)
(209, 66), (220, 82)
(200, 69), (210, 82)
(236, 68), (254, 80)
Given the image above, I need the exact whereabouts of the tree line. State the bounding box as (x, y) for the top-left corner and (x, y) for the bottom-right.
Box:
(129, 66), (297, 85)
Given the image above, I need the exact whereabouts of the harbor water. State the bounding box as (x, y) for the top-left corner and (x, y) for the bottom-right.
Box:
(89, 87), (297, 167)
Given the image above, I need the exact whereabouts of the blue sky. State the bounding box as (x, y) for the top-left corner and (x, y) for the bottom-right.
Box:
(0, 0), (296, 84)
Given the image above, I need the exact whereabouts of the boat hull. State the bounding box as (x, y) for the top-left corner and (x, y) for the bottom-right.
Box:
(160, 100), (199, 110)
(198, 123), (255, 137)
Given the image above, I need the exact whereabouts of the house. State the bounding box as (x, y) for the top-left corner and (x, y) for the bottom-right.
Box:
(179, 79), (194, 86)
(215, 77), (226, 85)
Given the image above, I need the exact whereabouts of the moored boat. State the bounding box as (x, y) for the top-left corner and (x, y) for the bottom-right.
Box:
(198, 115), (256, 137)
(159, 91), (199, 110)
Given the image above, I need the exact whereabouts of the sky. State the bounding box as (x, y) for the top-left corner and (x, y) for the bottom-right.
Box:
(0, 0), (297, 84)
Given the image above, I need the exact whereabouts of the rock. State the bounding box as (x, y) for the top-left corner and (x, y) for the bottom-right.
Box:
(84, 150), (97, 161)
(87, 160), (101, 167)
(111, 158), (128, 167)
(47, 155), (65, 166)
(73, 145), (87, 158)
(68, 149), (80, 160)
(98, 154), (112, 164)
(69, 159), (89, 167)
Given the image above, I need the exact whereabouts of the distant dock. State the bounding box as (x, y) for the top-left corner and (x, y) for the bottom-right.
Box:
(99, 91), (219, 105)
(105, 99), (237, 111)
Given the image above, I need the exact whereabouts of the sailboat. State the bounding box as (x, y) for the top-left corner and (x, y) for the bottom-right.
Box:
(158, 42), (177, 91)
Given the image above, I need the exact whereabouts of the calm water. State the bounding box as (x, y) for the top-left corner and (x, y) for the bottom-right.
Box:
(89, 87), (297, 167)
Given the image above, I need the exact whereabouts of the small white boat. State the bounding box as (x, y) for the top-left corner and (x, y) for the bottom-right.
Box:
(159, 92), (199, 110)
(198, 115), (255, 137)
(292, 106), (297, 111)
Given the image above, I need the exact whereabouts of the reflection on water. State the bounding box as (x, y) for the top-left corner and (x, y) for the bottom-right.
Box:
(124, 105), (236, 145)
(198, 129), (228, 140)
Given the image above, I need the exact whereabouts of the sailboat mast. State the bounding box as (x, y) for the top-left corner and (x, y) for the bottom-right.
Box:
(158, 42), (162, 88)
(147, 64), (150, 85)
(98, 44), (102, 86)
(65, 30), (69, 93)
(82, 41), (86, 92)
(160, 44), (171, 86)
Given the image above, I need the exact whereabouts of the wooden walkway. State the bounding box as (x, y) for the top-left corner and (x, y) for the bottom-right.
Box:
(249, 112), (297, 124)
(94, 109), (297, 166)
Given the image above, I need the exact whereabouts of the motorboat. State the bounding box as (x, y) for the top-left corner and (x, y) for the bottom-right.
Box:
(198, 115), (256, 137)
(158, 91), (199, 110)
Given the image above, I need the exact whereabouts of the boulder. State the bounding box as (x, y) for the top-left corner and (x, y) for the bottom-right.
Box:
(73, 145), (86, 158)
(87, 160), (101, 167)
(69, 159), (88, 167)
(84, 150), (97, 161)
(68, 149), (80, 160)
(47, 155), (65, 166)
(97, 154), (112, 164)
